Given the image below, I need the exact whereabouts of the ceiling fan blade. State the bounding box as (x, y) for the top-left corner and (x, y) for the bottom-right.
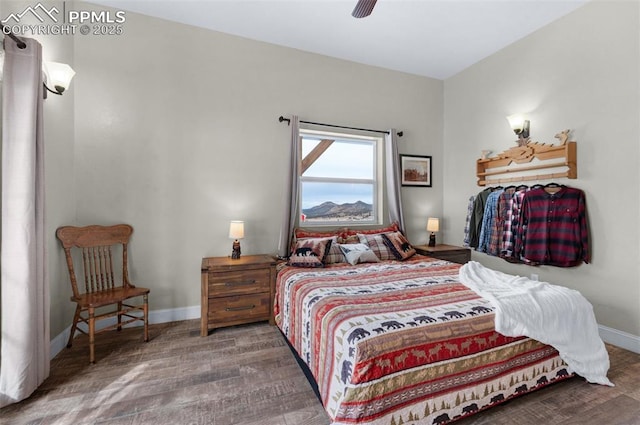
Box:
(352, 0), (377, 18)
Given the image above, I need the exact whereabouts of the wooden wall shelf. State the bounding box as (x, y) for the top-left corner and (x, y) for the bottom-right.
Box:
(476, 131), (577, 186)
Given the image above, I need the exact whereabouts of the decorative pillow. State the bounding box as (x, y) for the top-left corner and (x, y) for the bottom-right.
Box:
(357, 233), (396, 261)
(323, 236), (347, 264)
(294, 227), (348, 240)
(344, 222), (401, 237)
(382, 231), (416, 260)
(288, 237), (332, 268)
(339, 243), (380, 266)
(292, 228), (348, 254)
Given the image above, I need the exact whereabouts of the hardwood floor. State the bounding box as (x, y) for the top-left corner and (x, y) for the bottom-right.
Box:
(2, 320), (639, 425)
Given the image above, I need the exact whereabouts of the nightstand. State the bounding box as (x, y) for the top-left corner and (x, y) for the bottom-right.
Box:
(413, 244), (471, 264)
(201, 255), (276, 336)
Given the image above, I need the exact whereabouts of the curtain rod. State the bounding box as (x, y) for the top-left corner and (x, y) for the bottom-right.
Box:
(278, 116), (403, 137)
(0, 24), (27, 49)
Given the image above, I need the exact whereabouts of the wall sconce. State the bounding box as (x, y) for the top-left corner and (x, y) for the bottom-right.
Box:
(228, 221), (245, 259)
(426, 217), (440, 247)
(43, 61), (76, 96)
(506, 114), (530, 144)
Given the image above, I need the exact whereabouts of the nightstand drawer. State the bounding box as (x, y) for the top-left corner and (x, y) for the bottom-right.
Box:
(208, 268), (270, 296)
(413, 244), (471, 265)
(208, 293), (271, 323)
(431, 251), (469, 264)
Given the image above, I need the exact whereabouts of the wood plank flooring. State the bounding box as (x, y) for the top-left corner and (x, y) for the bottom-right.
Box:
(2, 319), (639, 425)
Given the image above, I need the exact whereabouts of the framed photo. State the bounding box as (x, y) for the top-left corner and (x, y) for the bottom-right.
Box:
(400, 154), (432, 187)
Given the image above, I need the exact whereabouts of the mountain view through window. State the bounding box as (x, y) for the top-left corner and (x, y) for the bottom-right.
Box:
(300, 131), (381, 225)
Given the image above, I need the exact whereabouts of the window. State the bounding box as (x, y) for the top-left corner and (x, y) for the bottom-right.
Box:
(299, 129), (382, 226)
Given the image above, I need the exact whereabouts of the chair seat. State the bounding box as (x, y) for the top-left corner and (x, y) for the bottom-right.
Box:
(71, 286), (150, 308)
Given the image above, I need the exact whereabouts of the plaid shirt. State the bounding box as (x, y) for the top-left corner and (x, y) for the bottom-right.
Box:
(477, 190), (503, 253)
(488, 187), (516, 256)
(515, 187), (589, 267)
(501, 188), (527, 260)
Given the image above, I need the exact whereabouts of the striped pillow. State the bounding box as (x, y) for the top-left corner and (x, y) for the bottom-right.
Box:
(323, 236), (347, 264)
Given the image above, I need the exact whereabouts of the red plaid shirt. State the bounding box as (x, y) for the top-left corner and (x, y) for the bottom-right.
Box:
(515, 187), (589, 267)
(501, 188), (527, 260)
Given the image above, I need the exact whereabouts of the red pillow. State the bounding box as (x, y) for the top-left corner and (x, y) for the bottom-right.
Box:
(344, 222), (401, 237)
(294, 227), (348, 240)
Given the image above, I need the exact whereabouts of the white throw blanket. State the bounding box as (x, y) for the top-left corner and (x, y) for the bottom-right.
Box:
(459, 261), (613, 386)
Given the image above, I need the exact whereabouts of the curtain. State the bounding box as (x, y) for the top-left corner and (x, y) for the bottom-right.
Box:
(0, 37), (49, 408)
(385, 129), (405, 232)
(277, 115), (300, 258)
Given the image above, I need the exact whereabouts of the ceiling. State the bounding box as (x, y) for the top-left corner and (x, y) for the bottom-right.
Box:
(89, 0), (588, 80)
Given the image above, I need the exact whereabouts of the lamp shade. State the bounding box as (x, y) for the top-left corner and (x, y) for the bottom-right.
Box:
(426, 218), (440, 233)
(44, 61), (76, 93)
(228, 221), (244, 239)
(506, 114), (526, 133)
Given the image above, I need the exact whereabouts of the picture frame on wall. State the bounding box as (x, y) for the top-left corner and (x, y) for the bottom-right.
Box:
(400, 154), (432, 187)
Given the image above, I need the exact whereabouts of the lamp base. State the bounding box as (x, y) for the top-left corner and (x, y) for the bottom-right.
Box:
(428, 233), (436, 247)
(231, 240), (241, 259)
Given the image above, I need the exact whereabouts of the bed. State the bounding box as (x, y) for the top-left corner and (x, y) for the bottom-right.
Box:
(275, 254), (574, 425)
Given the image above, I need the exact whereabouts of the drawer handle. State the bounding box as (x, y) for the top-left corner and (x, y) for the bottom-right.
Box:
(224, 280), (256, 287)
(225, 304), (255, 312)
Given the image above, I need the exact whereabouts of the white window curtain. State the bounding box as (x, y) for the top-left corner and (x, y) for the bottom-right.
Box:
(385, 129), (405, 232)
(278, 115), (300, 258)
(0, 37), (50, 408)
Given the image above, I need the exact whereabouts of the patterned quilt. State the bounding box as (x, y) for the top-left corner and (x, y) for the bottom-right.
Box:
(275, 256), (572, 425)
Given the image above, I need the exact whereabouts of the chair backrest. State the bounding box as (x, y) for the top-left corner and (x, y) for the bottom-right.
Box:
(56, 224), (134, 298)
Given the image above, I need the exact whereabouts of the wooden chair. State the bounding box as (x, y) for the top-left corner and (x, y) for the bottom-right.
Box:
(56, 224), (150, 363)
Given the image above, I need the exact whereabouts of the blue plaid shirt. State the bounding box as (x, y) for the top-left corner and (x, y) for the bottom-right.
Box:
(477, 189), (503, 252)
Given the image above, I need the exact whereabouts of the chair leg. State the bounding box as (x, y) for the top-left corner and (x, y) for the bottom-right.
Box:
(67, 304), (81, 348)
(89, 307), (96, 364)
(117, 301), (123, 331)
(143, 294), (149, 342)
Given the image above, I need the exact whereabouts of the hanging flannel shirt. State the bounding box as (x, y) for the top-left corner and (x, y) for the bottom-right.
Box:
(501, 188), (528, 261)
(468, 188), (492, 248)
(463, 195), (476, 247)
(488, 187), (516, 256)
(477, 189), (503, 253)
(515, 186), (590, 267)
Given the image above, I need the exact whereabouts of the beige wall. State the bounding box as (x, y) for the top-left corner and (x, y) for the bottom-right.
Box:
(443, 1), (639, 337)
(63, 3), (444, 336)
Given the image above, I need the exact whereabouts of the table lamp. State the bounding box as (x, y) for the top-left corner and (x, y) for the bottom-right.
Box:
(427, 218), (439, 247)
(229, 221), (244, 259)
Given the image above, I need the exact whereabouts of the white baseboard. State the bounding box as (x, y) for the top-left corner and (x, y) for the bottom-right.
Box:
(50, 305), (200, 359)
(50, 327), (72, 359)
(149, 305), (201, 324)
(51, 308), (640, 359)
(599, 324), (640, 354)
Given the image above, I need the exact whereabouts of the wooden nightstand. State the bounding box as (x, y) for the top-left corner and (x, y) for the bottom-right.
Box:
(414, 244), (471, 264)
(201, 255), (276, 336)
